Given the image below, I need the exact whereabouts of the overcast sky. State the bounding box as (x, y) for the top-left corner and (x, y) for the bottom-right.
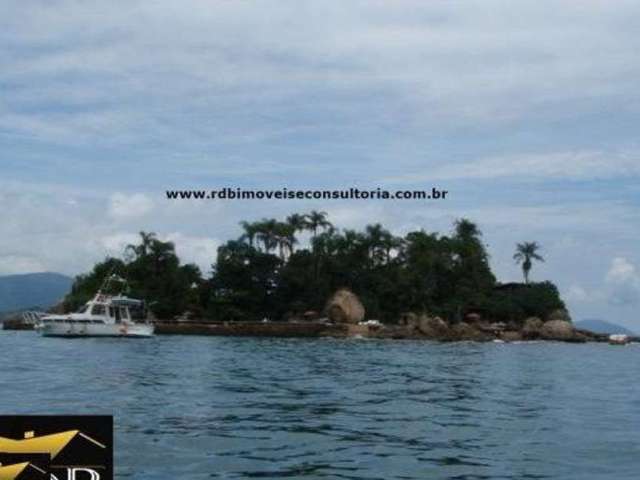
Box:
(1, 1), (639, 329)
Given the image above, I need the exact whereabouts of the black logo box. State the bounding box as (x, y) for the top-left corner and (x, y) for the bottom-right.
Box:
(0, 416), (113, 479)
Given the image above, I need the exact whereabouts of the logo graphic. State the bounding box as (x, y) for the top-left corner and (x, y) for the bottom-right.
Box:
(0, 417), (112, 480)
(0, 454), (49, 480)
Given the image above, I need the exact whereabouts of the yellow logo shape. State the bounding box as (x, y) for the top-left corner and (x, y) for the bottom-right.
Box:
(0, 430), (106, 459)
(0, 461), (46, 480)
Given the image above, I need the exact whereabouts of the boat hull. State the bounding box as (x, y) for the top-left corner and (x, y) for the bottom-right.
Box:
(39, 322), (154, 338)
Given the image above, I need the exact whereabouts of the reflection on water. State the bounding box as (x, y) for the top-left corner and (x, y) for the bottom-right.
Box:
(1, 332), (639, 479)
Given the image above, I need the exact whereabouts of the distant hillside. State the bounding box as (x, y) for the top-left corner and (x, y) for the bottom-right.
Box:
(0, 272), (72, 314)
(575, 319), (636, 336)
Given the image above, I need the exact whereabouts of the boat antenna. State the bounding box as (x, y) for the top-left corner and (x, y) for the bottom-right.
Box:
(97, 267), (127, 295)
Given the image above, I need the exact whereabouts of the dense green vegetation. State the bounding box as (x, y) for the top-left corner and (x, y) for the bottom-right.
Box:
(64, 213), (566, 323)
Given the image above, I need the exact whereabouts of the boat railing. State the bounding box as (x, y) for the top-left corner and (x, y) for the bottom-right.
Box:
(21, 311), (46, 325)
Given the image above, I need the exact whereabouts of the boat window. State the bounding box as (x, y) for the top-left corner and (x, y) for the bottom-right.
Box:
(120, 307), (129, 320)
(91, 305), (106, 316)
(77, 305), (89, 314)
(109, 307), (116, 318)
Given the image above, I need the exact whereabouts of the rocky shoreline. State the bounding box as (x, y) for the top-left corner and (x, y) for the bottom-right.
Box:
(153, 317), (632, 343)
(155, 288), (585, 341)
(2, 316), (634, 343)
(3, 288), (635, 343)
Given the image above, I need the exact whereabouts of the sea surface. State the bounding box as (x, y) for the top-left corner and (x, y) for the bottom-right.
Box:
(1, 331), (638, 479)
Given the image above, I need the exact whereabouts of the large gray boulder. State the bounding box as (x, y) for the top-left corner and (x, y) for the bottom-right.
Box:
(547, 309), (572, 323)
(325, 289), (365, 324)
(522, 317), (543, 339)
(540, 320), (576, 341)
(449, 322), (492, 341)
(417, 315), (449, 338)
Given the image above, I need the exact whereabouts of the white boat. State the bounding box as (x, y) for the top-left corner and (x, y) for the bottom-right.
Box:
(37, 275), (154, 338)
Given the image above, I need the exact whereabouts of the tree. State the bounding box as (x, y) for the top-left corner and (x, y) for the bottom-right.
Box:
(239, 221), (260, 248)
(66, 216), (566, 326)
(305, 210), (332, 239)
(255, 219), (279, 254)
(286, 213), (307, 234)
(513, 241), (544, 284)
(125, 231), (156, 260)
(274, 222), (297, 260)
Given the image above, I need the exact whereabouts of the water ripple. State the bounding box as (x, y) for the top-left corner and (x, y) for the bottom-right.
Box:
(1, 333), (639, 479)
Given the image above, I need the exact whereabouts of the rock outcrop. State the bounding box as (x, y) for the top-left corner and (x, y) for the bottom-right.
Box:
(547, 309), (571, 322)
(325, 289), (365, 324)
(522, 317), (543, 339)
(416, 315), (449, 338)
(501, 331), (523, 342)
(540, 319), (579, 341)
(448, 322), (493, 342)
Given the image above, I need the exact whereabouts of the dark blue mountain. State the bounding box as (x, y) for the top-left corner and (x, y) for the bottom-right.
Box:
(575, 319), (636, 336)
(0, 272), (72, 314)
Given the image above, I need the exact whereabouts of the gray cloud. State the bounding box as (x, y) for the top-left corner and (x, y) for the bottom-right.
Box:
(1, 1), (639, 148)
(606, 257), (640, 306)
(1, 1), (640, 331)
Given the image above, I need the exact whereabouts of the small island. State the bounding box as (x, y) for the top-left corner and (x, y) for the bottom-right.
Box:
(56, 212), (616, 343)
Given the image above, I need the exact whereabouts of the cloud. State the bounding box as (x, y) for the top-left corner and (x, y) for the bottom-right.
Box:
(0, 255), (46, 275)
(163, 233), (220, 275)
(108, 193), (154, 220)
(385, 150), (640, 183)
(100, 232), (140, 257)
(100, 231), (219, 274)
(565, 285), (589, 303)
(1, 0), (639, 149)
(1, 1), (640, 332)
(605, 257), (640, 305)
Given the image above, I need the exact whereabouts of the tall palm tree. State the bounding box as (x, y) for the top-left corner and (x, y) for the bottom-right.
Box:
(239, 221), (260, 248)
(513, 242), (544, 284)
(285, 213), (306, 254)
(256, 219), (279, 254)
(305, 210), (332, 239)
(274, 222), (297, 260)
(365, 223), (389, 264)
(286, 213), (306, 233)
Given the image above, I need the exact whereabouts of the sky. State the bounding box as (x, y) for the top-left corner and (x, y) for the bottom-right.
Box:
(1, 0), (639, 330)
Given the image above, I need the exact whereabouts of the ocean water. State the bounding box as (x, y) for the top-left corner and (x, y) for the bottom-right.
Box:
(0, 331), (638, 479)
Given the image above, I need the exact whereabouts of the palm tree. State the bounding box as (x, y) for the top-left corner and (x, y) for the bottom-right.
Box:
(513, 242), (544, 284)
(365, 223), (389, 264)
(274, 222), (297, 260)
(286, 213), (306, 233)
(125, 231), (157, 260)
(256, 219), (279, 254)
(305, 210), (332, 239)
(239, 221), (260, 248)
(285, 213), (306, 254)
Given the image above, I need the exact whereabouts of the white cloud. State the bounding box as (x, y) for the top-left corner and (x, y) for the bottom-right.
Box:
(1, 1), (639, 145)
(605, 257), (640, 306)
(0, 255), (46, 275)
(565, 285), (589, 303)
(100, 233), (140, 257)
(163, 233), (220, 275)
(108, 193), (154, 220)
(386, 150), (640, 183)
